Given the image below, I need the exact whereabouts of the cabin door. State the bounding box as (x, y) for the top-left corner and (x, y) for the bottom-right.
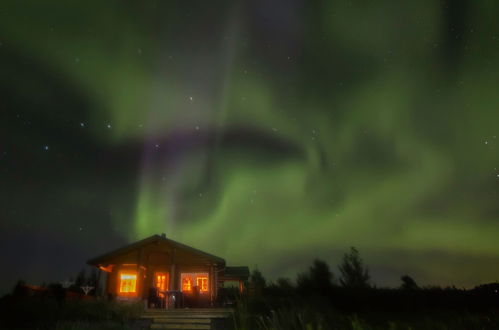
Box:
(154, 272), (169, 295)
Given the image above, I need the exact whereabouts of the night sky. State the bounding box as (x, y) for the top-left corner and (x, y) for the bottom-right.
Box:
(2, 1), (499, 295)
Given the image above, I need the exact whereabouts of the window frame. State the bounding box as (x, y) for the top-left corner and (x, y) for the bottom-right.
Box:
(196, 276), (209, 292)
(119, 272), (137, 295)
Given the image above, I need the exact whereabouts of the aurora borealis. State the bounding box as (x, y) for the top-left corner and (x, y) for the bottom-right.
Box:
(1, 0), (499, 294)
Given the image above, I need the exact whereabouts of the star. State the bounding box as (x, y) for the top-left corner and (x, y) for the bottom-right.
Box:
(80, 122), (85, 127)
(44, 145), (49, 151)
(107, 124), (112, 129)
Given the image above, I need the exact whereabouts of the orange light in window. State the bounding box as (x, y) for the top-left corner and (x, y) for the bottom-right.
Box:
(196, 276), (209, 292)
(120, 273), (137, 293)
(182, 277), (192, 292)
(156, 274), (167, 291)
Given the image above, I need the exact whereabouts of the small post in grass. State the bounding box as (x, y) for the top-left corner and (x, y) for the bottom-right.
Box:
(81, 285), (95, 295)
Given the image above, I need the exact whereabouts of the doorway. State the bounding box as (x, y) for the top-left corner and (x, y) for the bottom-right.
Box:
(155, 272), (169, 294)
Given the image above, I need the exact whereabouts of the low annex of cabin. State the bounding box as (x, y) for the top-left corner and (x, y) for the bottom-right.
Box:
(87, 234), (249, 308)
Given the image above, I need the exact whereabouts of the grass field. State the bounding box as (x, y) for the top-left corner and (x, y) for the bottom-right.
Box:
(2, 281), (499, 329)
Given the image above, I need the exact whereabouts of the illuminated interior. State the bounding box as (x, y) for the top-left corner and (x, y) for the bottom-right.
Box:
(119, 273), (137, 293)
(196, 276), (208, 292)
(182, 277), (192, 292)
(181, 273), (209, 293)
(155, 272), (168, 296)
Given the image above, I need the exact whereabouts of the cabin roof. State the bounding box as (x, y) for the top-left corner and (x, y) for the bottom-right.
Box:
(87, 234), (225, 266)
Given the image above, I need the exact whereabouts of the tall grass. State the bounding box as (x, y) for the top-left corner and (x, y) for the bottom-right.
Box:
(53, 320), (136, 330)
(0, 295), (144, 329)
(231, 293), (499, 330)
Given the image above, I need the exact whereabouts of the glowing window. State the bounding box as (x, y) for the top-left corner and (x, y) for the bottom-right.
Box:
(182, 277), (192, 292)
(156, 273), (167, 291)
(119, 273), (137, 293)
(196, 276), (209, 292)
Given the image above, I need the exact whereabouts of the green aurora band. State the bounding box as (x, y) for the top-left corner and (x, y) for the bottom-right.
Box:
(2, 0), (499, 287)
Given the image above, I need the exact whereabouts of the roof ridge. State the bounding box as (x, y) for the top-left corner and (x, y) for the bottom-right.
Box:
(87, 234), (225, 266)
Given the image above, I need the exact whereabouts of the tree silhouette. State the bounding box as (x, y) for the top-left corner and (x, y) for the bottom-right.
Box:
(338, 247), (370, 289)
(88, 269), (98, 287)
(74, 269), (86, 288)
(250, 268), (266, 296)
(275, 277), (293, 291)
(297, 259), (335, 293)
(400, 275), (419, 290)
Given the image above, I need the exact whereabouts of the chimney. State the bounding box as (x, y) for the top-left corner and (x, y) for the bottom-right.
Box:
(161, 233), (166, 238)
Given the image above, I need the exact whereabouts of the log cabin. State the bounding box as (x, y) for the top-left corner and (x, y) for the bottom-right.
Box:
(87, 233), (249, 308)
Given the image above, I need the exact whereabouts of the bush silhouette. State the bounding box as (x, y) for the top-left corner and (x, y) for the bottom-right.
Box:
(400, 275), (419, 290)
